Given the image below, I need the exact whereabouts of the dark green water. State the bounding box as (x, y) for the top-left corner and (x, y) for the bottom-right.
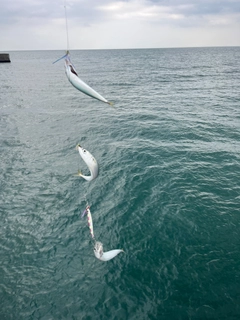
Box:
(0, 47), (240, 319)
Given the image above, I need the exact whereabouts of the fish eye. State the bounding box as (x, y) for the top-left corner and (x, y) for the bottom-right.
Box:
(83, 149), (86, 153)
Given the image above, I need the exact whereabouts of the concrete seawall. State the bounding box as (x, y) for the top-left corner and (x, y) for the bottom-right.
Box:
(0, 53), (11, 62)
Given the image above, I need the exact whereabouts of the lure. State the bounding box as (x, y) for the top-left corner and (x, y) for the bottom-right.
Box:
(82, 205), (94, 239)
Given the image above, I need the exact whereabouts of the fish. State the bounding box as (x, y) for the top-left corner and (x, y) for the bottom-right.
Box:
(82, 206), (123, 261)
(76, 144), (99, 182)
(94, 241), (124, 262)
(53, 52), (112, 105)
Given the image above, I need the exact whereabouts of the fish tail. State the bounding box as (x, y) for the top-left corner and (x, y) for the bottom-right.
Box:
(73, 170), (82, 177)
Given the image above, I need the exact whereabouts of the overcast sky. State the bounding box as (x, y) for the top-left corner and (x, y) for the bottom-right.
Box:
(1, 0), (240, 51)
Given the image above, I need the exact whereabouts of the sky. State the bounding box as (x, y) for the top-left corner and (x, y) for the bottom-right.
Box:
(1, 0), (240, 51)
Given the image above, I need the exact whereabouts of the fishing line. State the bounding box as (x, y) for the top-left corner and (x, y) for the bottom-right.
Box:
(76, 147), (89, 208)
(64, 0), (70, 52)
(84, 193), (89, 207)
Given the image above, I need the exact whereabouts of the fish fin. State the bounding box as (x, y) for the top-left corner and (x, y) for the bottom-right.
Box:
(107, 101), (114, 106)
(74, 170), (82, 177)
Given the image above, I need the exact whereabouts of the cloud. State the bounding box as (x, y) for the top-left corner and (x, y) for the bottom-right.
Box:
(94, 0), (240, 26)
(2, 0), (239, 26)
(0, 0), (240, 50)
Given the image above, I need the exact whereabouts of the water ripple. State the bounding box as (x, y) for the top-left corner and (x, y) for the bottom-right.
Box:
(1, 48), (240, 319)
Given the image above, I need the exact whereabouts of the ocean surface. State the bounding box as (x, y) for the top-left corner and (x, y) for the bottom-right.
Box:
(0, 47), (240, 319)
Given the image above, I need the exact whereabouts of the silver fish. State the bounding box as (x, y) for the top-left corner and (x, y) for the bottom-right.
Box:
(76, 144), (99, 182)
(94, 241), (123, 262)
(64, 53), (112, 105)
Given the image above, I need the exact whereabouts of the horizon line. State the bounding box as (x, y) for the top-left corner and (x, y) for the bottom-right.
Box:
(2, 45), (240, 52)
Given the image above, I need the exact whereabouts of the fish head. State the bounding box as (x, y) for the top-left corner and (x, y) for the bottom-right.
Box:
(94, 241), (103, 259)
(64, 61), (70, 76)
(77, 144), (97, 167)
(64, 54), (71, 65)
(64, 57), (72, 76)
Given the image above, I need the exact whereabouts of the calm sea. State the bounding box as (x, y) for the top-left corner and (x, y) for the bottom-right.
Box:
(0, 47), (240, 319)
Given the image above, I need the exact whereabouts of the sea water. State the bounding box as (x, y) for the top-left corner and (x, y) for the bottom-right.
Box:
(0, 47), (240, 319)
